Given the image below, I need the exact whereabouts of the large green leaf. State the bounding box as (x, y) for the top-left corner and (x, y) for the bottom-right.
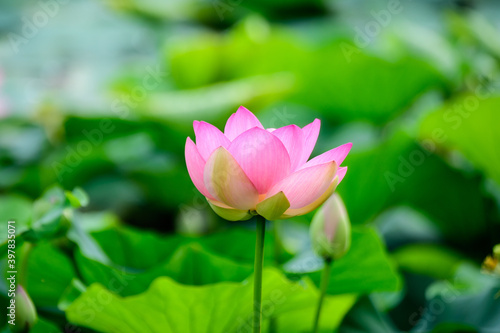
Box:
(275, 293), (357, 333)
(66, 268), (320, 333)
(167, 31), (223, 90)
(165, 243), (253, 284)
(88, 226), (185, 269)
(25, 242), (76, 308)
(285, 227), (401, 295)
(229, 20), (446, 124)
(200, 227), (289, 265)
(420, 95), (500, 186)
(143, 74), (294, 125)
(83, 225), (398, 297)
(335, 134), (406, 225)
(165, 18), (447, 125)
(294, 43), (446, 125)
(76, 242), (253, 296)
(338, 131), (491, 241)
(88, 226), (288, 269)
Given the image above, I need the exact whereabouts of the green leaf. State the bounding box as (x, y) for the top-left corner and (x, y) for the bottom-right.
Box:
(81, 225), (397, 298)
(67, 220), (111, 265)
(295, 43), (446, 125)
(165, 243), (253, 285)
(420, 95), (500, 186)
(143, 74), (294, 125)
(324, 227), (400, 295)
(200, 227), (288, 265)
(25, 186), (72, 241)
(25, 242), (76, 308)
(219, 22), (447, 125)
(286, 227), (401, 295)
(338, 131), (491, 241)
(392, 244), (465, 280)
(75, 241), (253, 296)
(167, 32), (222, 89)
(64, 187), (89, 208)
(58, 278), (86, 311)
(275, 294), (357, 332)
(89, 227), (185, 269)
(66, 269), (319, 333)
(75, 226), (294, 297)
(30, 317), (62, 333)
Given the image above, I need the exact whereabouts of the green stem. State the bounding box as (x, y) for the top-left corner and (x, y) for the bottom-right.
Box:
(272, 221), (282, 264)
(253, 216), (266, 333)
(312, 258), (333, 333)
(268, 223), (281, 333)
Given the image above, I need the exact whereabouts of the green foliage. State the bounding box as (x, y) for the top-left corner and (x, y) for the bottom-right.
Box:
(393, 244), (465, 280)
(286, 227), (400, 295)
(25, 242), (76, 308)
(420, 95), (500, 186)
(413, 264), (500, 332)
(75, 241), (254, 296)
(275, 293), (357, 333)
(2, 0), (500, 331)
(0, 195), (32, 243)
(66, 269), (319, 333)
(29, 318), (61, 333)
(339, 296), (398, 333)
(338, 131), (491, 241)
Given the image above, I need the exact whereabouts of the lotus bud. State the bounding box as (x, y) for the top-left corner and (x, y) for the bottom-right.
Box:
(310, 193), (351, 260)
(12, 285), (37, 331)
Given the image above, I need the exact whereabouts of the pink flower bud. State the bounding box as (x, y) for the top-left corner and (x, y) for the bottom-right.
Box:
(13, 285), (37, 331)
(310, 193), (351, 260)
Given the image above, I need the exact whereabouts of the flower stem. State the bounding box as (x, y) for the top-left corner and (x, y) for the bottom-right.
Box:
(312, 257), (333, 333)
(253, 215), (266, 333)
(272, 221), (282, 263)
(268, 222), (281, 333)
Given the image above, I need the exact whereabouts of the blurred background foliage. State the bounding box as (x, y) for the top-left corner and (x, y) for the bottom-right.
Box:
(1, 0), (500, 332)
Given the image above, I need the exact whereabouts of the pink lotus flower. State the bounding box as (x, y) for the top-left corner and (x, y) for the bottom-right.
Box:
(185, 106), (351, 221)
